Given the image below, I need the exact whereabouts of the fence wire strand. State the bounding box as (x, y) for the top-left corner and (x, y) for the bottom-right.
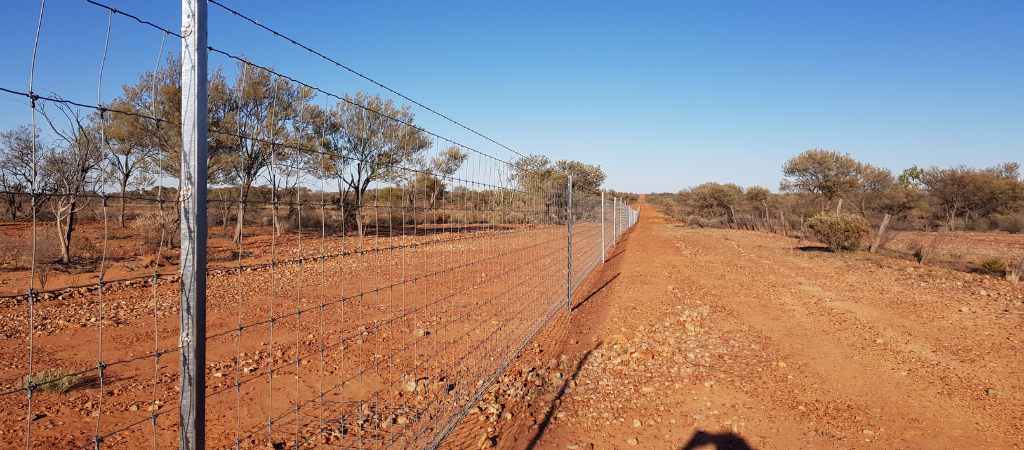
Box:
(0, 2), (639, 448)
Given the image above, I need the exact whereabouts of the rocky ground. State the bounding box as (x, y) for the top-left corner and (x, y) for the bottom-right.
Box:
(2, 202), (1022, 449)
(444, 201), (1024, 449)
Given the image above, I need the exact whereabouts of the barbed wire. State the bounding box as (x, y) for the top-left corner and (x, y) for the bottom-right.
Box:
(206, 0), (525, 160)
(0, 87), (525, 193)
(207, 0), (528, 161)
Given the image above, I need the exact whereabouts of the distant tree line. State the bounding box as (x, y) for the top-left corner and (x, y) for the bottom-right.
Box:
(649, 149), (1024, 235)
(0, 54), (608, 265)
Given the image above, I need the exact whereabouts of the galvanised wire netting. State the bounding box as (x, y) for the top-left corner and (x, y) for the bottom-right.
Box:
(0, 1), (639, 448)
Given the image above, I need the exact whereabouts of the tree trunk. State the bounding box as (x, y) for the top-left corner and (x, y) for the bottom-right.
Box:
(780, 210), (787, 237)
(835, 198), (843, 214)
(57, 196), (77, 264)
(272, 202), (281, 237)
(119, 177), (127, 228)
(220, 200), (232, 237)
(5, 194), (18, 221)
(870, 214), (891, 253)
(233, 201), (246, 245)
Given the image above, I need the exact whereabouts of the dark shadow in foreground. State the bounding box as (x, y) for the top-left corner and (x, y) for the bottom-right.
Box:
(680, 430), (756, 450)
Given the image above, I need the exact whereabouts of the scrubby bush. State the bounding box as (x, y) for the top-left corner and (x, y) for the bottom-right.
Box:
(70, 234), (97, 259)
(967, 218), (992, 232)
(131, 212), (172, 252)
(976, 257), (1005, 276)
(803, 213), (870, 252)
(907, 242), (925, 262)
(14, 368), (78, 395)
(684, 215), (728, 228)
(997, 214), (1024, 234)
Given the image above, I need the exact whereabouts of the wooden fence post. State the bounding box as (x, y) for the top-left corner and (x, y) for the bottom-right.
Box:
(870, 213), (891, 254)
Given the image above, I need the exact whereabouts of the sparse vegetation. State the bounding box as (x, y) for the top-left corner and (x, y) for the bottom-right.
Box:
(997, 214), (1024, 234)
(803, 213), (870, 253)
(14, 368), (78, 395)
(131, 212), (172, 253)
(976, 257), (1005, 276)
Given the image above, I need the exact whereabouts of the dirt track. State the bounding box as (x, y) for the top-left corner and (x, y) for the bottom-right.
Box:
(451, 199), (1024, 449)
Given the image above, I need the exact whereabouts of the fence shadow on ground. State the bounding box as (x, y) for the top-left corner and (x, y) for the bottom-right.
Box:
(573, 272), (618, 311)
(524, 343), (599, 450)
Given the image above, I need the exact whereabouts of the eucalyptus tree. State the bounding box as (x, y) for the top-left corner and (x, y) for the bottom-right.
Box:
(318, 92), (431, 235)
(780, 149), (863, 212)
(38, 99), (106, 264)
(221, 61), (314, 244)
(421, 145), (469, 208)
(511, 155), (605, 222)
(0, 125), (51, 221)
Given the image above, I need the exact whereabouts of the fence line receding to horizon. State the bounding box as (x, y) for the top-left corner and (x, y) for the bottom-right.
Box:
(0, 1), (640, 449)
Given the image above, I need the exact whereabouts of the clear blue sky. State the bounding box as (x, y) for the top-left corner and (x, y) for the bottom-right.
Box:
(1, 0), (1021, 193)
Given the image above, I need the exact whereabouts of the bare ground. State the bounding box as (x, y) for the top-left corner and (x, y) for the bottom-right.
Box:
(446, 200), (1024, 449)
(2, 201), (1023, 449)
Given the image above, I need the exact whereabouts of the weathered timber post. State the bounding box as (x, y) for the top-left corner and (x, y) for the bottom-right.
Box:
(870, 213), (891, 253)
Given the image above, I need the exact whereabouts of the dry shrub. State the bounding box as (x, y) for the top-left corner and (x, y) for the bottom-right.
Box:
(70, 234), (97, 259)
(14, 368), (78, 395)
(685, 215), (727, 228)
(491, 211), (527, 225)
(131, 212), (171, 252)
(0, 238), (21, 268)
(997, 214), (1024, 234)
(1006, 257), (1024, 283)
(976, 257), (1005, 276)
(804, 213), (870, 252)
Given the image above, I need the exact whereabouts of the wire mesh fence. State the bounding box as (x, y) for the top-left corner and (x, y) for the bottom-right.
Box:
(0, 1), (639, 448)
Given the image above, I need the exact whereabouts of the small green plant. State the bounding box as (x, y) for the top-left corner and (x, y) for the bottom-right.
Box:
(803, 213), (870, 252)
(14, 368), (78, 395)
(976, 257), (1005, 275)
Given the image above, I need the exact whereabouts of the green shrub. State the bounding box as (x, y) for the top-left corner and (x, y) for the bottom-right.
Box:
(14, 368), (78, 395)
(804, 213), (870, 252)
(684, 215), (727, 228)
(976, 257), (1005, 275)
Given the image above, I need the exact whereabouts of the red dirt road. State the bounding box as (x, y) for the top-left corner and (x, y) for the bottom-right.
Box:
(451, 200), (1023, 449)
